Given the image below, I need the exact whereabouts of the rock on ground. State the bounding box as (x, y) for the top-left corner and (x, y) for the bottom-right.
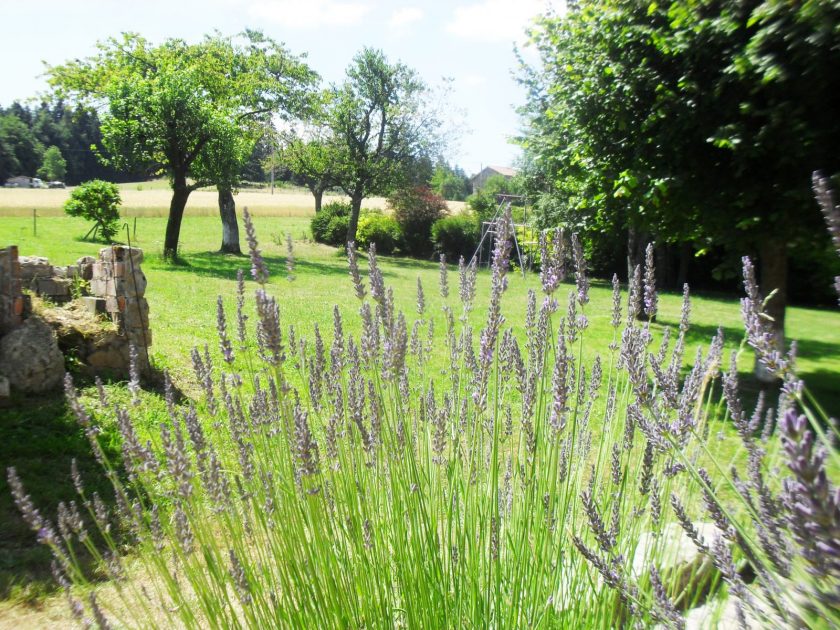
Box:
(0, 316), (65, 393)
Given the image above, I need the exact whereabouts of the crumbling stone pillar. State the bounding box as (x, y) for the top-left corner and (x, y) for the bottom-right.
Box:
(88, 246), (152, 371)
(0, 246), (26, 335)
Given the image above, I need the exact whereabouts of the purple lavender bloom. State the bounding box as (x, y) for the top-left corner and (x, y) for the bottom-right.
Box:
(243, 208), (269, 284)
(539, 227), (565, 295)
(571, 233), (589, 306)
(347, 242), (366, 299)
(285, 233), (295, 282)
(128, 344), (140, 406)
(643, 242), (658, 321)
(216, 296), (234, 364)
(235, 269), (248, 346)
(416, 276), (426, 316)
(367, 243), (385, 305)
(439, 254), (449, 299)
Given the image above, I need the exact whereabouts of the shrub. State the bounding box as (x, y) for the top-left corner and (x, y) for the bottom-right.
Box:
(324, 215), (350, 247)
(356, 212), (402, 254)
(8, 210), (840, 628)
(389, 186), (447, 258)
(311, 201), (351, 246)
(431, 214), (480, 261)
(64, 179), (121, 242)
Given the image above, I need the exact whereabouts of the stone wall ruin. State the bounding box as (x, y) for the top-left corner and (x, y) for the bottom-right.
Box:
(0, 244), (152, 397)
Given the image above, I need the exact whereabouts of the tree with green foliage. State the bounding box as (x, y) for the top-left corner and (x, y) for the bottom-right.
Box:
(48, 31), (317, 259)
(278, 113), (340, 213)
(37, 145), (67, 181)
(328, 48), (445, 244)
(0, 114), (42, 181)
(431, 161), (470, 201)
(64, 179), (121, 241)
(520, 0), (840, 378)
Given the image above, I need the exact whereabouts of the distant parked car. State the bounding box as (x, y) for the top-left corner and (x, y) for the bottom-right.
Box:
(47, 181), (66, 189)
(3, 176), (45, 188)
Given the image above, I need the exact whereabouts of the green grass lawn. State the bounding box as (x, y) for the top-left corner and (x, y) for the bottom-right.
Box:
(3, 213), (839, 407)
(1, 212), (839, 610)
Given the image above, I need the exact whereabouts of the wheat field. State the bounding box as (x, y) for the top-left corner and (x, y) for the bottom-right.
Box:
(0, 183), (466, 217)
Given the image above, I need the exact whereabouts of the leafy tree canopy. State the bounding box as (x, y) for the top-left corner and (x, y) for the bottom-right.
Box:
(327, 48), (448, 244)
(48, 31), (318, 259)
(519, 0), (840, 346)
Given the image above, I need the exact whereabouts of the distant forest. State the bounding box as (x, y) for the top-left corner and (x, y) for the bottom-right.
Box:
(0, 101), (272, 186)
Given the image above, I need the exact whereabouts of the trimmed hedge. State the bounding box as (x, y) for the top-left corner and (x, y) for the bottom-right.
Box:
(432, 214), (481, 262)
(389, 186), (447, 258)
(356, 212), (402, 255)
(311, 201), (351, 247)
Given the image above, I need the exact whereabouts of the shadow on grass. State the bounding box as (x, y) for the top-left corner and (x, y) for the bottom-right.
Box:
(0, 390), (123, 604)
(146, 250), (404, 283)
(655, 317), (840, 419)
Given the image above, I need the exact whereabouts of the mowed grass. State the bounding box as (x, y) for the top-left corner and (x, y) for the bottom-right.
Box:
(3, 211), (839, 406)
(1, 208), (839, 612)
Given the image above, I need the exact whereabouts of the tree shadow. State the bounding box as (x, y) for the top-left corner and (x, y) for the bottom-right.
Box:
(0, 391), (122, 603)
(147, 250), (400, 283)
(657, 318), (840, 419)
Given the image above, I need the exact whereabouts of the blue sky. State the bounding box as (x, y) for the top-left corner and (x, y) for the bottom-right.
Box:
(0, 0), (560, 176)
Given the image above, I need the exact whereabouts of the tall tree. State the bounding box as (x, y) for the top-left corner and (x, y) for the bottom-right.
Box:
(520, 0), (840, 379)
(38, 145), (67, 181)
(48, 32), (317, 259)
(278, 121), (339, 213)
(328, 48), (445, 244)
(0, 114), (42, 181)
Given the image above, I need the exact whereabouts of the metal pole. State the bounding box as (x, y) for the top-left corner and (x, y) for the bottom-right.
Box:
(133, 217), (137, 240)
(33, 209), (36, 237)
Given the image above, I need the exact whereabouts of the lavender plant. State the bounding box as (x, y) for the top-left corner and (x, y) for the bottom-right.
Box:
(7, 208), (839, 628)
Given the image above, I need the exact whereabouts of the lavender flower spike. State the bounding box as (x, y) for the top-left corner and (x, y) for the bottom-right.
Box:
(216, 296), (234, 364)
(643, 242), (657, 321)
(243, 208), (269, 284)
(439, 254), (449, 299)
(347, 242), (366, 299)
(285, 232), (296, 282)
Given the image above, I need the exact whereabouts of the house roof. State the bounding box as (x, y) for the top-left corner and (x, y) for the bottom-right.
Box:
(471, 165), (519, 180)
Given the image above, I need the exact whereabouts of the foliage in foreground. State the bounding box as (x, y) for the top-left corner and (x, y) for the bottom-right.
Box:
(7, 210), (840, 628)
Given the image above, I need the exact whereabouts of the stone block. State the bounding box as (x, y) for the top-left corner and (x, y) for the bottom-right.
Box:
(81, 296), (107, 316)
(19, 256), (52, 283)
(126, 328), (152, 347)
(123, 297), (149, 328)
(105, 295), (126, 313)
(91, 262), (112, 280)
(35, 277), (72, 297)
(99, 246), (143, 265)
(90, 277), (117, 297)
(122, 268), (147, 296)
(78, 263), (94, 281)
(0, 316), (65, 393)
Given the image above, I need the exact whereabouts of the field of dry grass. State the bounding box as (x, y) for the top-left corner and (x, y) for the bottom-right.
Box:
(0, 183), (466, 217)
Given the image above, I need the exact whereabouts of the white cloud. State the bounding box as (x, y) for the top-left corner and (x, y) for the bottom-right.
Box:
(446, 0), (557, 43)
(248, 0), (373, 29)
(389, 6), (423, 29)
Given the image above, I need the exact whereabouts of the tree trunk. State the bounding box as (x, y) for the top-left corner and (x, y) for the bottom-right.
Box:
(164, 174), (192, 260)
(346, 194), (363, 247)
(313, 189), (323, 214)
(677, 242), (691, 288)
(218, 187), (241, 255)
(627, 225), (638, 282)
(755, 238), (788, 383)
